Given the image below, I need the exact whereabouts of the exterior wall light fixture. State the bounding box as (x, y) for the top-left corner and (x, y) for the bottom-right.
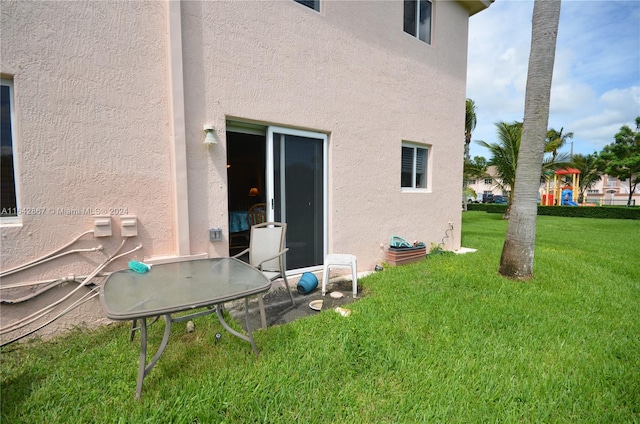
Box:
(203, 124), (217, 146)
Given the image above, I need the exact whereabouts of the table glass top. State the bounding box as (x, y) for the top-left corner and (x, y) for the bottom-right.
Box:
(100, 257), (270, 320)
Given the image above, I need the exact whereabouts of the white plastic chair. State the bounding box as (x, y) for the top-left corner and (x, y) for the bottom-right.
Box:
(322, 253), (358, 298)
(234, 222), (295, 328)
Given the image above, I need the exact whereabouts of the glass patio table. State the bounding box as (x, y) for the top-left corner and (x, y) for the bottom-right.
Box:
(99, 257), (270, 399)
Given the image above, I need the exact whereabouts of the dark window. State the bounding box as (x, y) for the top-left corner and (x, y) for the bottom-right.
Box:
(294, 0), (320, 12)
(1, 81), (17, 218)
(404, 0), (432, 44)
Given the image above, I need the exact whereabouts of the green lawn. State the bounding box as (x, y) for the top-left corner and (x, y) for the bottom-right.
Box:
(2, 212), (639, 423)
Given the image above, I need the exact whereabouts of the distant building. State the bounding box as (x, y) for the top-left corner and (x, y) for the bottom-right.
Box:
(586, 175), (640, 206)
(466, 166), (510, 202)
(467, 167), (639, 206)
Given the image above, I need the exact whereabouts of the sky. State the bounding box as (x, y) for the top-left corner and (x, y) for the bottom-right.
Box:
(466, 0), (640, 160)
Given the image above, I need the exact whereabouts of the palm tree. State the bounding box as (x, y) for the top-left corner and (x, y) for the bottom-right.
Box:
(462, 98), (478, 211)
(545, 127), (574, 161)
(464, 98), (477, 163)
(498, 0), (561, 279)
(476, 121), (522, 216)
(571, 153), (602, 202)
(464, 155), (488, 178)
(463, 155), (488, 205)
(476, 121), (569, 216)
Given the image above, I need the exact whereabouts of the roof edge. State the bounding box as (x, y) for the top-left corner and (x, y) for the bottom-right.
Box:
(459, 0), (494, 17)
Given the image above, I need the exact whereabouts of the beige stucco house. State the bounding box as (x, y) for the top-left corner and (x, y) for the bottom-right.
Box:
(466, 166), (508, 202)
(585, 175), (640, 206)
(1, 0), (492, 342)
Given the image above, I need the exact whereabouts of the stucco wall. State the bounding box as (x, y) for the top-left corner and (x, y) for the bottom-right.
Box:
(1, 0), (174, 341)
(183, 0), (469, 265)
(1, 0), (477, 342)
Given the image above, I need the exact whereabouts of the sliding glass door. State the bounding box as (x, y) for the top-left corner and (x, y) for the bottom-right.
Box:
(267, 127), (327, 271)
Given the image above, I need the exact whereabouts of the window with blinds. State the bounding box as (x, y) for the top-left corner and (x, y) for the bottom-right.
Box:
(401, 143), (428, 189)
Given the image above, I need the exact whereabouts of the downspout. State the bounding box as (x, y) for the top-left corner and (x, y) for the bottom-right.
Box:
(166, 0), (190, 256)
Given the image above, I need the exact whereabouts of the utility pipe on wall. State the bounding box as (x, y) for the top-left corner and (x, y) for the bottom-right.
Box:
(0, 239), (142, 347)
(0, 246), (103, 278)
(0, 230), (95, 277)
(0, 273), (109, 291)
(0, 239), (141, 335)
(166, 0), (191, 256)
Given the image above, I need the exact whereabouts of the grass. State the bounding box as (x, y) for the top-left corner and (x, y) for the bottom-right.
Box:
(2, 212), (639, 423)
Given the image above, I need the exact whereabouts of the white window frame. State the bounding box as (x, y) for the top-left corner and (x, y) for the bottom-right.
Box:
(404, 0), (432, 44)
(401, 142), (430, 191)
(1, 79), (20, 226)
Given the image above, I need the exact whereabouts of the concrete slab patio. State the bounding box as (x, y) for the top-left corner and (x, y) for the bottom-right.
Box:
(225, 276), (365, 332)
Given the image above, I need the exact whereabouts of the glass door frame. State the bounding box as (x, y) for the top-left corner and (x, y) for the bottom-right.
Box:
(266, 126), (328, 274)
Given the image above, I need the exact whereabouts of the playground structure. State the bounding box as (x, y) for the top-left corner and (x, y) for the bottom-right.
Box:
(541, 168), (581, 206)
(561, 187), (578, 206)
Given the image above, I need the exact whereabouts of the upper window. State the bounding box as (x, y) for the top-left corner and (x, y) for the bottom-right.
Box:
(404, 0), (432, 44)
(484, 178), (493, 185)
(401, 143), (429, 189)
(1, 79), (18, 221)
(294, 0), (320, 12)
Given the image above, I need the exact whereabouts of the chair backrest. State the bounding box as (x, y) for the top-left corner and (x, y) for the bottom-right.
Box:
(246, 203), (267, 227)
(249, 222), (286, 273)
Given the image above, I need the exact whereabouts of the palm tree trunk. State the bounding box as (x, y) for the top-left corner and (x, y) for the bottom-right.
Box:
(464, 135), (471, 164)
(498, 0), (561, 279)
(463, 134), (471, 212)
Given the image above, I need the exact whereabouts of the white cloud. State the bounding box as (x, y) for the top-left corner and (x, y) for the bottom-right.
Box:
(567, 86), (640, 153)
(549, 82), (596, 115)
(601, 86), (640, 109)
(467, 0), (640, 159)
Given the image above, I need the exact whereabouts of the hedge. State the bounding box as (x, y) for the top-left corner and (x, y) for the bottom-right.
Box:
(467, 204), (507, 214)
(466, 203), (640, 220)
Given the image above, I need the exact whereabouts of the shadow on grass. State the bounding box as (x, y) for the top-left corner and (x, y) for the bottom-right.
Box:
(1, 369), (46, 418)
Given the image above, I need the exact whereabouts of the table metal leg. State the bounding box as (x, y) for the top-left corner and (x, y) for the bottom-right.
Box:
(215, 300), (258, 356)
(257, 295), (267, 329)
(132, 298), (261, 398)
(130, 319), (138, 342)
(135, 314), (173, 399)
(130, 316), (160, 342)
(135, 318), (148, 399)
(245, 297), (258, 356)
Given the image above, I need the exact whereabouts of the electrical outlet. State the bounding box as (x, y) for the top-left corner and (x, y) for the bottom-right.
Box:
(209, 228), (223, 242)
(121, 215), (138, 237)
(93, 215), (112, 237)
